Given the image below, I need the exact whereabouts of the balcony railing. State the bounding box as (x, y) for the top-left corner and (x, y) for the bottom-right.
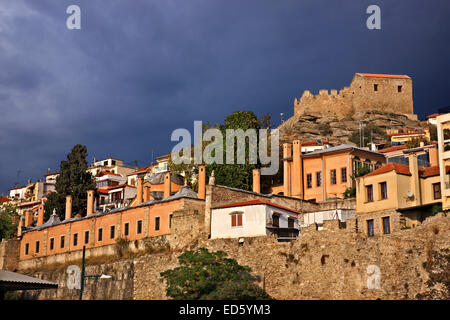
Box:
(266, 227), (299, 241)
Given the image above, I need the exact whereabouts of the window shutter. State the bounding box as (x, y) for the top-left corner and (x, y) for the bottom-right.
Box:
(231, 215), (236, 227)
(237, 214), (242, 226)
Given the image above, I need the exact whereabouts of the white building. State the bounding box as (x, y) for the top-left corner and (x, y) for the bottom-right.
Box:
(301, 209), (355, 229)
(211, 199), (300, 241)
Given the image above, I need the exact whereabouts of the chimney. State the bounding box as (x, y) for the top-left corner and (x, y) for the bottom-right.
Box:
(37, 204), (44, 225)
(65, 195), (72, 220)
(164, 172), (171, 198)
(136, 178), (143, 205)
(143, 185), (149, 202)
(17, 218), (23, 237)
(87, 190), (95, 215)
(283, 143), (292, 197)
(252, 169), (261, 193)
(408, 154), (421, 206)
(429, 146), (439, 167)
(292, 140), (302, 198)
(198, 165), (206, 199)
(24, 210), (33, 227)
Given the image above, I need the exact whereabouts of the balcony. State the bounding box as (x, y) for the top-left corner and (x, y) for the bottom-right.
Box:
(266, 227), (299, 242)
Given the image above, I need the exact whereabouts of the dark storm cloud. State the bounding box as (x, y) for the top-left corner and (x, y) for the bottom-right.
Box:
(0, 0), (450, 193)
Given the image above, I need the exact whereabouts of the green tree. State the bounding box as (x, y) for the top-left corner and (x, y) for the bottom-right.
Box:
(208, 111), (261, 191)
(343, 165), (374, 199)
(429, 124), (438, 142)
(0, 203), (18, 240)
(169, 111), (265, 191)
(44, 144), (96, 220)
(160, 248), (271, 300)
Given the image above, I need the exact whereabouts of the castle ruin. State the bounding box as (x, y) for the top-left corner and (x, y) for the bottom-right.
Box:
(294, 73), (417, 120)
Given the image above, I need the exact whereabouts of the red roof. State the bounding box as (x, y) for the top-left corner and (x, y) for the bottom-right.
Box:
(97, 171), (122, 177)
(387, 131), (425, 137)
(426, 113), (443, 119)
(213, 199), (299, 214)
(357, 73), (410, 79)
(97, 184), (135, 192)
(363, 162), (411, 178)
(0, 196), (10, 205)
(419, 166), (440, 178)
(362, 163), (440, 179)
(378, 145), (406, 153)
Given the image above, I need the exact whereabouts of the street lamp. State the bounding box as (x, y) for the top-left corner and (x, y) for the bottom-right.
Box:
(79, 246), (112, 300)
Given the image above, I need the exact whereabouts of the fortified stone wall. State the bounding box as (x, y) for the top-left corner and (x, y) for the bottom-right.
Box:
(0, 239), (20, 271)
(14, 214), (450, 300)
(294, 74), (415, 120)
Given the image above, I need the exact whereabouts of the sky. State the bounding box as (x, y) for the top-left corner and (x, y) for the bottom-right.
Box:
(0, 0), (449, 194)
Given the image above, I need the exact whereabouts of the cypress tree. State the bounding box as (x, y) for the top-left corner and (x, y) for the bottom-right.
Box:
(44, 144), (96, 220)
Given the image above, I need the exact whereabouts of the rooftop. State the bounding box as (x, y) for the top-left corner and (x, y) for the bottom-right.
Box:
(356, 73), (410, 79)
(301, 144), (383, 158)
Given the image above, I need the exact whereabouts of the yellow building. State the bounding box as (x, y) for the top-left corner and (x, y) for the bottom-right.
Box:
(387, 130), (430, 145)
(436, 113), (450, 211)
(356, 153), (441, 236)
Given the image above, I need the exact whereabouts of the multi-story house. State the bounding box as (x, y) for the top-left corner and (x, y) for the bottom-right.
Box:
(355, 153), (441, 236)
(276, 141), (385, 202)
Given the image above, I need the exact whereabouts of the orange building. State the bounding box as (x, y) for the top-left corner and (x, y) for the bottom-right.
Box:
(18, 168), (207, 261)
(276, 142), (386, 202)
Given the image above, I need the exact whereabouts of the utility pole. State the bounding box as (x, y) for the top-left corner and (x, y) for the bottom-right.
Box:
(79, 246), (112, 300)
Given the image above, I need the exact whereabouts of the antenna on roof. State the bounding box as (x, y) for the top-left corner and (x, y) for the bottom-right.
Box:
(280, 113), (284, 124)
(15, 170), (21, 187)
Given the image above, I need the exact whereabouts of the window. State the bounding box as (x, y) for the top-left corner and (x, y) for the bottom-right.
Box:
(330, 169), (337, 185)
(380, 182), (387, 200)
(366, 185), (373, 202)
(98, 228), (103, 242)
(341, 168), (347, 183)
(316, 172), (321, 187)
(398, 85), (402, 93)
(111, 160), (116, 165)
(272, 214), (280, 227)
(110, 225), (115, 239)
(374, 84), (378, 91)
(169, 215), (172, 229)
(155, 217), (160, 231)
(231, 213), (243, 227)
(60, 236), (65, 249)
(73, 233), (78, 246)
(367, 220), (374, 236)
(382, 217), (391, 234)
(433, 183), (441, 200)
(124, 222), (129, 237)
(306, 173), (312, 189)
(137, 220), (143, 234)
(288, 217), (295, 228)
(35, 241), (40, 253)
(84, 231), (90, 244)
(25, 243), (29, 255)
(50, 238), (54, 251)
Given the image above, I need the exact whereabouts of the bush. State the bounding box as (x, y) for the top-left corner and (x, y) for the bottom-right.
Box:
(160, 248), (271, 300)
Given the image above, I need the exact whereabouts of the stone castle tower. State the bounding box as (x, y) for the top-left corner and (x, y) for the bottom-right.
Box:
(294, 73), (417, 120)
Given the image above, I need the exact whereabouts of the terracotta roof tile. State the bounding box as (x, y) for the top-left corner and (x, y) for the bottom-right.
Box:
(357, 73), (410, 79)
(378, 145), (406, 153)
(419, 166), (440, 178)
(362, 162), (411, 178)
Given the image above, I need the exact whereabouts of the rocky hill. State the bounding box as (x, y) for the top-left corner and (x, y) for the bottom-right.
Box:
(278, 110), (424, 146)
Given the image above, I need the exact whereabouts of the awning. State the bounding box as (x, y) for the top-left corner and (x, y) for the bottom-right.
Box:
(0, 269), (58, 291)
